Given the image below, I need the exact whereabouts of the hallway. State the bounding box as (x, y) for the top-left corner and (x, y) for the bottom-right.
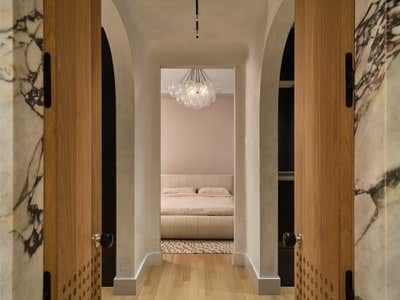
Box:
(102, 254), (294, 300)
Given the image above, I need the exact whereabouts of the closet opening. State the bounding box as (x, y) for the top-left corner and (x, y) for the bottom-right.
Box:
(160, 68), (236, 256)
(278, 26), (295, 287)
(101, 28), (117, 286)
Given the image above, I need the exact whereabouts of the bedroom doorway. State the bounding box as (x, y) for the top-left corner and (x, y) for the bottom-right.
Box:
(160, 68), (236, 256)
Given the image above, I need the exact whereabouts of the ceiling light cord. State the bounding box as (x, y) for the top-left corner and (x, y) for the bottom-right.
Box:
(195, 0), (199, 39)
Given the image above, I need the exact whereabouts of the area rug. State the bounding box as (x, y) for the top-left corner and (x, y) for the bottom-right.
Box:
(161, 239), (233, 254)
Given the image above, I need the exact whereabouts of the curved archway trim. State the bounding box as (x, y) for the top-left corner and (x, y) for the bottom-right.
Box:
(259, 0), (294, 279)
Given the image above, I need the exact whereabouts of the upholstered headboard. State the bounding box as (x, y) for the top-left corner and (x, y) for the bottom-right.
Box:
(161, 174), (234, 194)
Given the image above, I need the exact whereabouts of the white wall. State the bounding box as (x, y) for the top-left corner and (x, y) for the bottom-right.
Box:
(133, 46), (162, 273)
(161, 94), (234, 175)
(244, 40), (262, 275)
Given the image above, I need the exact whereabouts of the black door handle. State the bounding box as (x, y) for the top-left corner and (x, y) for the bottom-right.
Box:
(92, 233), (114, 248)
(43, 52), (52, 108)
(345, 52), (354, 108)
(282, 232), (302, 247)
(100, 233), (114, 248)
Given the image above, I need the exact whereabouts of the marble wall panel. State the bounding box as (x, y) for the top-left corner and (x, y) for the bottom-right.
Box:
(0, 0), (43, 299)
(355, 1), (400, 299)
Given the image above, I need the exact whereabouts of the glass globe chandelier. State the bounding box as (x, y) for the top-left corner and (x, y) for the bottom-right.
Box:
(167, 68), (217, 109)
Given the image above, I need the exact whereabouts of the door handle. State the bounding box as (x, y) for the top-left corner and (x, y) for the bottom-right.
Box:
(43, 52), (52, 108)
(282, 232), (303, 247)
(345, 52), (354, 108)
(92, 233), (114, 248)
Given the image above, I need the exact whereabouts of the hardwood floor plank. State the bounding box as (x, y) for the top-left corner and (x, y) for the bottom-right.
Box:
(102, 254), (294, 300)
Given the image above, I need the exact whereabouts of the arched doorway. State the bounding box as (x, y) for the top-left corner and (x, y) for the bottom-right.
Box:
(258, 0), (294, 284)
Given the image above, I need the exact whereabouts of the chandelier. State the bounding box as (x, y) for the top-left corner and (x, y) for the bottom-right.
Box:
(167, 68), (217, 109)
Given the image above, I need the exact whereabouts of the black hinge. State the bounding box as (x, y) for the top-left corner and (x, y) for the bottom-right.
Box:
(345, 270), (355, 300)
(345, 52), (354, 108)
(43, 52), (52, 108)
(43, 271), (51, 300)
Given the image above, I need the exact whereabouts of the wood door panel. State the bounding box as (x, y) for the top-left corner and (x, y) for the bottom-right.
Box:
(295, 1), (354, 299)
(44, 0), (102, 299)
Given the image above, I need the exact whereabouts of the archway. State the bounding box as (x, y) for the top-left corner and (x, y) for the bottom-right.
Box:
(101, 0), (135, 292)
(259, 0), (294, 282)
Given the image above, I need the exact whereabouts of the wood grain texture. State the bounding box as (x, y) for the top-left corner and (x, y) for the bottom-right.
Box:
(295, 1), (354, 299)
(103, 254), (294, 300)
(91, 0), (103, 293)
(43, 0), (102, 299)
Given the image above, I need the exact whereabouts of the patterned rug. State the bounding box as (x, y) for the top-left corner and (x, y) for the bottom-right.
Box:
(161, 239), (233, 254)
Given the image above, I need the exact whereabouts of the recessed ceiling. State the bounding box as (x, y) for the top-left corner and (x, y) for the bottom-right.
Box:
(161, 68), (235, 94)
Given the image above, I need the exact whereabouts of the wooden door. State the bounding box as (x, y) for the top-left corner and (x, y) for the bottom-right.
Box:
(295, 1), (354, 299)
(43, 0), (102, 299)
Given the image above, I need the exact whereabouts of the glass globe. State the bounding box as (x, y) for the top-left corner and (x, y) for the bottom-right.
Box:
(166, 68), (217, 109)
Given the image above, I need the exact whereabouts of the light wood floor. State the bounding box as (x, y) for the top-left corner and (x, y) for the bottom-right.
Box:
(102, 254), (294, 300)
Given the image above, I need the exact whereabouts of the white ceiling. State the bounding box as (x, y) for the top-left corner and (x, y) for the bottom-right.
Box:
(161, 68), (235, 94)
(122, 0), (269, 43)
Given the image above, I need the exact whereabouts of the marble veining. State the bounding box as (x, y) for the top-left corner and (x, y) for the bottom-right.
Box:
(354, 166), (400, 245)
(12, 137), (43, 256)
(355, 0), (400, 299)
(15, 9), (44, 117)
(355, 0), (400, 130)
(0, 0), (43, 299)
(0, 5), (43, 256)
(4, 4), (45, 257)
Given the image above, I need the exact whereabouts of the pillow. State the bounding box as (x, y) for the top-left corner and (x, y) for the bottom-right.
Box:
(161, 187), (196, 197)
(198, 187), (232, 197)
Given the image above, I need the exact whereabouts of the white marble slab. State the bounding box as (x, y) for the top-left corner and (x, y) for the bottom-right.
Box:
(0, 0), (43, 299)
(355, 1), (400, 299)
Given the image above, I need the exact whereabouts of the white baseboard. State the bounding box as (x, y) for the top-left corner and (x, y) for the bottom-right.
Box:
(232, 252), (281, 295)
(114, 251), (279, 295)
(232, 252), (246, 265)
(113, 276), (136, 295)
(113, 252), (162, 295)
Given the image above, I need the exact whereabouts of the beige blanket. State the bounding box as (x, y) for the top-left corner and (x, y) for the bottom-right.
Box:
(161, 196), (234, 216)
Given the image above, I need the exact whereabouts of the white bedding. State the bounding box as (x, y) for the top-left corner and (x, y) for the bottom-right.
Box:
(161, 195), (234, 216)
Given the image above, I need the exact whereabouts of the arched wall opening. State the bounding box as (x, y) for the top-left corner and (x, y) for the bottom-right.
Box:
(259, 0), (294, 281)
(101, 0), (135, 292)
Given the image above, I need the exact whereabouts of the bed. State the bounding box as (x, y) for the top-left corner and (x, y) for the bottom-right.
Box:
(161, 174), (234, 239)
